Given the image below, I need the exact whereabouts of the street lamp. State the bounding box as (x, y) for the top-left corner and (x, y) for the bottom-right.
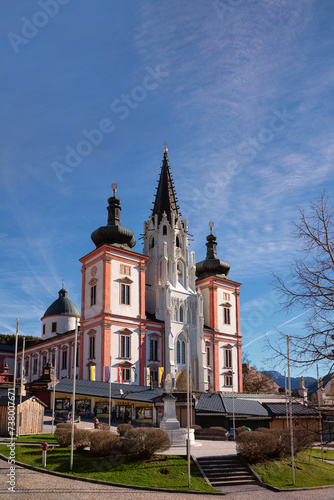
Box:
(51, 347), (58, 434)
(185, 325), (191, 488)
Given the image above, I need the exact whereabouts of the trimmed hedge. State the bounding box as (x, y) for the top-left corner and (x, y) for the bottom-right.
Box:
(237, 428), (316, 463)
(89, 430), (122, 457)
(117, 423), (133, 436)
(121, 428), (170, 459)
(194, 427), (227, 440)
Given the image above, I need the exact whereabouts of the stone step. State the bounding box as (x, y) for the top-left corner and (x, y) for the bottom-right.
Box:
(205, 470), (253, 477)
(210, 479), (258, 487)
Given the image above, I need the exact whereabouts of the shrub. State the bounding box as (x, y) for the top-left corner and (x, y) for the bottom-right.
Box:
(254, 427), (270, 433)
(236, 426), (251, 435)
(74, 429), (91, 450)
(237, 430), (278, 463)
(275, 428), (315, 457)
(54, 427), (72, 447)
(121, 428), (170, 459)
(190, 424), (202, 430)
(56, 422), (77, 430)
(89, 430), (121, 457)
(210, 426), (227, 433)
(117, 423), (133, 436)
(194, 427), (227, 440)
(98, 423), (110, 431)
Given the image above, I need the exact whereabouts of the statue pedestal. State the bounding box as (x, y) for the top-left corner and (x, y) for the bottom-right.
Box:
(160, 393), (195, 446)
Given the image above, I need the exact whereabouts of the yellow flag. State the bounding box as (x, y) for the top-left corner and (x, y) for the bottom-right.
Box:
(159, 367), (164, 387)
(90, 365), (95, 381)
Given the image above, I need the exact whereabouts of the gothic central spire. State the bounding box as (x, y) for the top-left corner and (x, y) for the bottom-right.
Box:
(152, 145), (181, 225)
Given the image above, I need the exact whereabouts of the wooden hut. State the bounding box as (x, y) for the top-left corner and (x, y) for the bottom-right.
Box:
(0, 395), (46, 436)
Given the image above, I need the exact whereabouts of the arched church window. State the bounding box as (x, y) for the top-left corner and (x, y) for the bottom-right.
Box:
(163, 225), (167, 235)
(177, 340), (180, 364)
(174, 304), (178, 322)
(176, 236), (180, 247)
(179, 306), (184, 323)
(149, 237), (155, 249)
(181, 340), (186, 364)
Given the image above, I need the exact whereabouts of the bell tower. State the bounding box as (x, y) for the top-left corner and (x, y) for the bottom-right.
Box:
(143, 146), (206, 390)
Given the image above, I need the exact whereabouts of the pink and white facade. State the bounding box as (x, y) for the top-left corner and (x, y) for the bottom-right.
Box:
(17, 147), (242, 393)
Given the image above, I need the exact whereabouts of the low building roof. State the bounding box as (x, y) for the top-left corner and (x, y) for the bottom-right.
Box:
(51, 378), (162, 403)
(196, 393), (269, 417)
(263, 402), (319, 416)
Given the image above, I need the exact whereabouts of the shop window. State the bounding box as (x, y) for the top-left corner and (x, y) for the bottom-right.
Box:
(62, 350), (67, 370)
(149, 339), (159, 361)
(55, 398), (70, 411)
(225, 374), (233, 387)
(120, 283), (130, 305)
(136, 407), (152, 420)
(90, 285), (96, 306)
(89, 336), (95, 359)
(33, 358), (38, 375)
(225, 349), (232, 368)
(224, 307), (231, 325)
(52, 322), (57, 333)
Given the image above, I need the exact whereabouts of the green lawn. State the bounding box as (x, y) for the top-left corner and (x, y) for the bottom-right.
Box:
(253, 451), (334, 489)
(0, 434), (57, 443)
(0, 445), (216, 492)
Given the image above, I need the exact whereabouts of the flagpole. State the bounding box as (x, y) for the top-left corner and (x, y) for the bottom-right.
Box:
(18, 337), (25, 438)
(108, 354), (112, 427)
(70, 319), (78, 471)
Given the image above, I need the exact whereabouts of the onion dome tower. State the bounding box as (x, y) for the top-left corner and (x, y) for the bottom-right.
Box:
(91, 183), (135, 250)
(41, 284), (80, 340)
(196, 222), (230, 280)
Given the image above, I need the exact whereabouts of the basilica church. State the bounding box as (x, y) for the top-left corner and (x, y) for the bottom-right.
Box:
(19, 146), (243, 393)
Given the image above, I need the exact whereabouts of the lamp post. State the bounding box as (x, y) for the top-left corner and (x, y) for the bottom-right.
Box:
(70, 318), (78, 471)
(185, 325), (191, 488)
(287, 336), (295, 485)
(18, 337), (25, 438)
(108, 354), (112, 427)
(232, 372), (236, 440)
(51, 347), (58, 434)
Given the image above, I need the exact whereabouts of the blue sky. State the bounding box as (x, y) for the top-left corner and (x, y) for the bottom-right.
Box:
(1, 0), (334, 378)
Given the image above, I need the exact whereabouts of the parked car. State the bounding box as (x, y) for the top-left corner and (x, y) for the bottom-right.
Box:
(227, 428), (237, 440)
(54, 411), (80, 423)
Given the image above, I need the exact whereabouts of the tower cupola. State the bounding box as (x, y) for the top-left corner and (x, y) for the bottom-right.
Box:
(91, 183), (135, 250)
(196, 223), (230, 279)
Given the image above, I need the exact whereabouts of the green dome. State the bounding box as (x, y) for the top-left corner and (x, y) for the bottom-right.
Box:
(43, 287), (80, 318)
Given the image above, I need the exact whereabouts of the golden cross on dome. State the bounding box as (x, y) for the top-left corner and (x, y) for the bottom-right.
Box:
(62, 279), (65, 288)
(163, 141), (168, 152)
(209, 221), (214, 232)
(112, 182), (117, 196)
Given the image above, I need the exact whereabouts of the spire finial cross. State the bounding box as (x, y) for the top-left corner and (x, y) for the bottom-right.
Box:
(163, 141), (168, 152)
(209, 221), (214, 232)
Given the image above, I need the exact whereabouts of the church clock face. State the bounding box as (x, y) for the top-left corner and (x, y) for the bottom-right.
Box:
(91, 266), (97, 277)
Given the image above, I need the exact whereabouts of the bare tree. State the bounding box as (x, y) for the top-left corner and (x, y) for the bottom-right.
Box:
(242, 363), (280, 393)
(272, 191), (334, 368)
